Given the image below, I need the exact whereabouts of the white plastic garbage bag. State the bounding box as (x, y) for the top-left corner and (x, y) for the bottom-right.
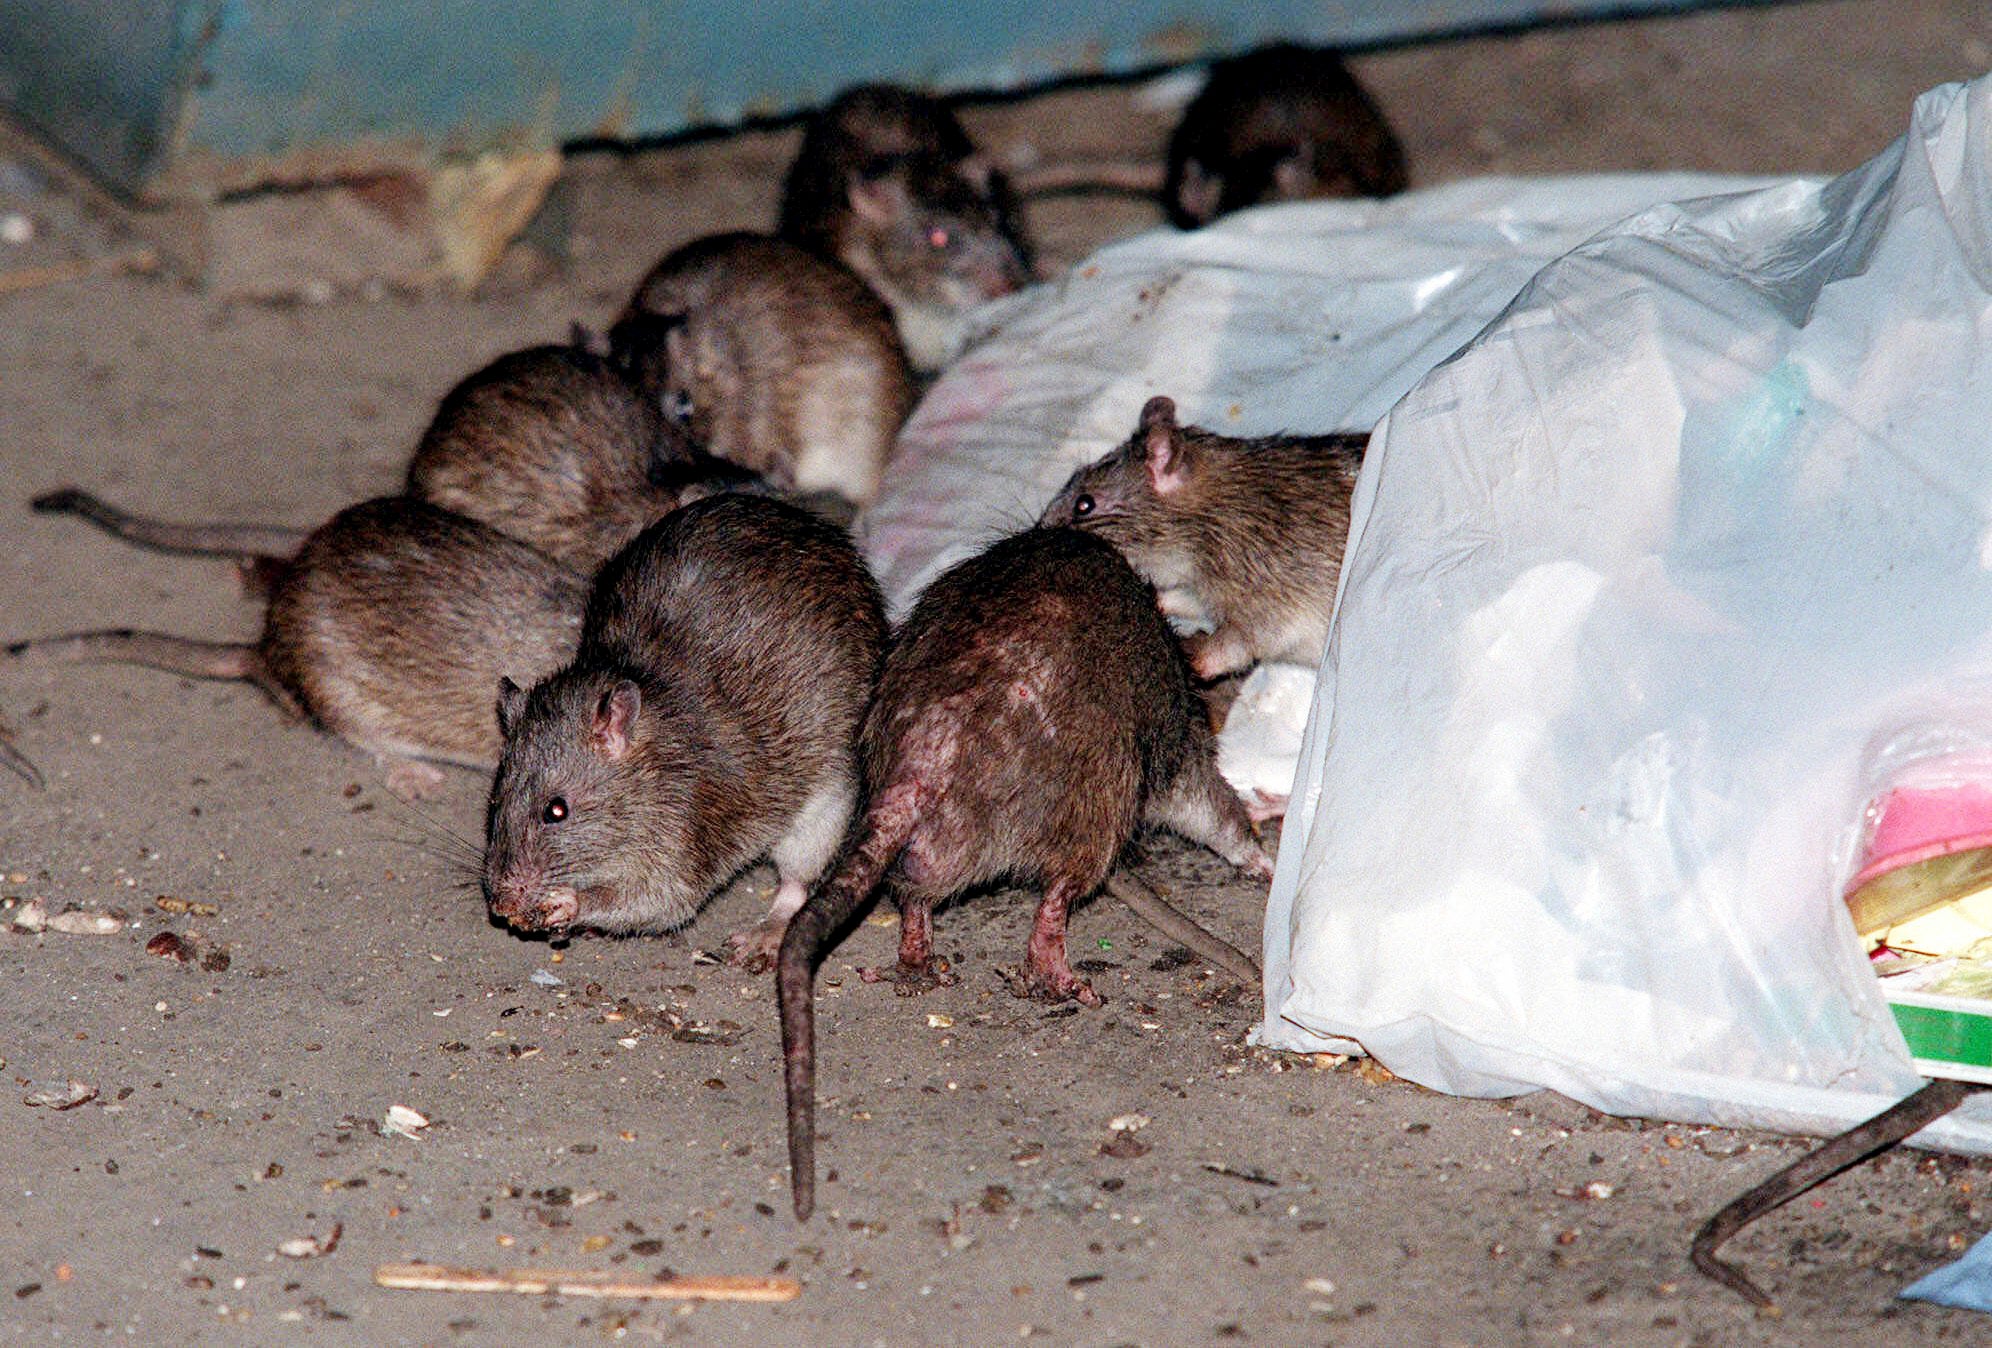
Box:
(1260, 74), (1992, 1150)
(864, 170), (1773, 802)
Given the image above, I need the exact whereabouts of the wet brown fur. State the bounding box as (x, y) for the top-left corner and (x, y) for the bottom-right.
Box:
(608, 232), (914, 505)
(482, 494), (887, 943)
(13, 497), (586, 773)
(777, 84), (1033, 373)
(1040, 397), (1367, 678)
(1165, 43), (1407, 229)
(776, 526), (1270, 1218)
(405, 342), (701, 573)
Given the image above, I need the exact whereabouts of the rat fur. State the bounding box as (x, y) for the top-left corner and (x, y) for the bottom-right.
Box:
(1039, 396), (1367, 680)
(482, 493), (886, 964)
(406, 341), (711, 572)
(1165, 43), (1407, 229)
(12, 496), (586, 795)
(608, 233), (915, 506)
(775, 525), (1271, 1218)
(777, 84), (1033, 373)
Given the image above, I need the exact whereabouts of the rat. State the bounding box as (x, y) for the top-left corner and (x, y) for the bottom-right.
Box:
(11, 496), (586, 796)
(777, 84), (1033, 373)
(775, 524), (1273, 1218)
(482, 492), (887, 967)
(608, 233), (916, 508)
(406, 340), (718, 573)
(1039, 395), (1368, 682)
(1165, 43), (1407, 229)
(31, 339), (737, 589)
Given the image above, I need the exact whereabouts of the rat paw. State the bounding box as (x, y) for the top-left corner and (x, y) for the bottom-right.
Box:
(381, 757), (448, 800)
(858, 956), (957, 995)
(1246, 789), (1288, 824)
(999, 962), (1103, 1007)
(725, 921), (785, 974)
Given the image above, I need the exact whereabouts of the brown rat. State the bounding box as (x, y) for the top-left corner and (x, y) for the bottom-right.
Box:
(1165, 43), (1407, 229)
(777, 84), (1033, 373)
(609, 233), (915, 507)
(775, 525), (1272, 1218)
(1039, 396), (1367, 681)
(11, 496), (586, 796)
(32, 339), (736, 589)
(406, 340), (715, 573)
(482, 493), (886, 965)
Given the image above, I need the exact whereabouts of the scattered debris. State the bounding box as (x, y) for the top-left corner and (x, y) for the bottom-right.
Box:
(1202, 1162), (1279, 1187)
(1554, 1181), (1615, 1201)
(24, 1080), (96, 1110)
(9, 899), (124, 936)
(669, 1020), (742, 1047)
(154, 896), (219, 917)
(278, 1222), (344, 1259)
(46, 910), (121, 935)
(1107, 1114), (1150, 1133)
(145, 932), (190, 962)
(1354, 1058), (1398, 1086)
(373, 1262), (800, 1302)
(1100, 1133), (1151, 1160)
(529, 968), (563, 988)
(383, 1105), (430, 1140)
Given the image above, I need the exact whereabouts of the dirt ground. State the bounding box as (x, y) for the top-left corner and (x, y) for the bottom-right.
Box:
(5, 1), (1992, 1343)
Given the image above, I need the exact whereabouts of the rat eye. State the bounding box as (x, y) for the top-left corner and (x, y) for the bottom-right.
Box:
(542, 796), (568, 824)
(664, 390), (694, 422)
(926, 225), (951, 251)
(1072, 494), (1095, 519)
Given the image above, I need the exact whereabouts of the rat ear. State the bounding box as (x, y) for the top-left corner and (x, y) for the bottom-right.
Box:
(1143, 401), (1189, 495)
(1175, 158), (1223, 227)
(591, 680), (642, 760)
(496, 676), (527, 738)
(847, 174), (910, 228)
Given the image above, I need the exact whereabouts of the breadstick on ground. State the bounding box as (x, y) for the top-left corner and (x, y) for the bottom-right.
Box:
(374, 1263), (801, 1302)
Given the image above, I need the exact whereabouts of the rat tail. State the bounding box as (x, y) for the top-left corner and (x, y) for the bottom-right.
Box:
(0, 729), (41, 789)
(8, 628), (257, 678)
(4, 629), (302, 719)
(776, 777), (924, 1221)
(32, 487), (308, 563)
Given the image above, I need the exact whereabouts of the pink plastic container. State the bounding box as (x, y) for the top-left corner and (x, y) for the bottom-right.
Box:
(1847, 783), (1992, 895)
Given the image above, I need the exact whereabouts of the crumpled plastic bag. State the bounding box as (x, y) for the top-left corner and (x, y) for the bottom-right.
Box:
(1902, 1226), (1992, 1310)
(862, 170), (1774, 801)
(1259, 72), (1992, 1151)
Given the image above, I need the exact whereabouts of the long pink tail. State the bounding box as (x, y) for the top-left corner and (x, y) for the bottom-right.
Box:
(775, 779), (924, 1220)
(6, 628), (258, 680)
(33, 487), (306, 561)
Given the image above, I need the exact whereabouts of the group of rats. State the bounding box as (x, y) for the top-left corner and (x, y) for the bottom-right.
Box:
(8, 43), (1401, 1221)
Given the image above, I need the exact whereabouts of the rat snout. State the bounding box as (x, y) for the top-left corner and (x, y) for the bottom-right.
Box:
(970, 251), (1027, 301)
(947, 236), (1027, 303)
(487, 879), (580, 932)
